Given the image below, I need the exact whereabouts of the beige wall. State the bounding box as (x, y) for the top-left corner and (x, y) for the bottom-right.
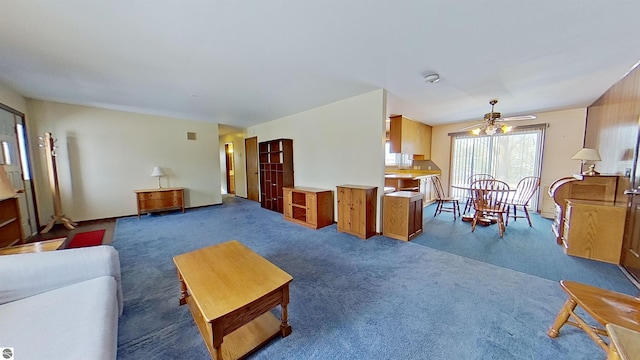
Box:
(0, 82), (28, 114)
(27, 100), (222, 223)
(219, 130), (248, 198)
(248, 89), (387, 231)
(430, 108), (587, 218)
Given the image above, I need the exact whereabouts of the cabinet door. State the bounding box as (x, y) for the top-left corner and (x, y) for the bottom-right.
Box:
(283, 188), (292, 218)
(350, 189), (365, 236)
(306, 193), (317, 226)
(410, 199), (423, 236)
(337, 187), (352, 231)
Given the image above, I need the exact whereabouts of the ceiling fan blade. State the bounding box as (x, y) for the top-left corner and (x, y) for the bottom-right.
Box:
(501, 115), (537, 121)
(457, 122), (484, 131)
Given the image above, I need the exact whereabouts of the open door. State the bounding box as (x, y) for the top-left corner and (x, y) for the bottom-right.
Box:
(622, 116), (640, 284)
(0, 105), (38, 238)
(245, 137), (259, 202)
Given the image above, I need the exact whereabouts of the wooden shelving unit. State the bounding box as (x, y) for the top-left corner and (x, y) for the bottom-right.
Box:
(0, 196), (23, 248)
(283, 187), (333, 229)
(259, 139), (293, 213)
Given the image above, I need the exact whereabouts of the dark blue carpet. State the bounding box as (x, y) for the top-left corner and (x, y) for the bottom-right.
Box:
(414, 203), (637, 295)
(113, 196), (636, 359)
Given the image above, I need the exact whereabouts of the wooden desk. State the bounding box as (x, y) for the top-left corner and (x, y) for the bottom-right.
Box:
(134, 187), (185, 218)
(173, 240), (293, 360)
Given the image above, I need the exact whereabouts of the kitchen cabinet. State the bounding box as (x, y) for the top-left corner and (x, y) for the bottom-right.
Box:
(283, 187), (333, 229)
(259, 139), (294, 213)
(389, 115), (432, 157)
(337, 185), (377, 239)
(383, 191), (423, 241)
(562, 199), (626, 264)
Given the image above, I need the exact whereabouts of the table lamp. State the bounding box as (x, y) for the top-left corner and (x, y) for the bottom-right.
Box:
(151, 166), (165, 188)
(571, 148), (601, 175)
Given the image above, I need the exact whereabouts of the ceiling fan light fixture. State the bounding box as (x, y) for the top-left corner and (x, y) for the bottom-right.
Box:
(424, 73), (440, 83)
(471, 128), (482, 135)
(501, 124), (513, 133)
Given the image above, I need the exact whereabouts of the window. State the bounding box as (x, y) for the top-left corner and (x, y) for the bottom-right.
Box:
(385, 142), (412, 167)
(449, 124), (545, 209)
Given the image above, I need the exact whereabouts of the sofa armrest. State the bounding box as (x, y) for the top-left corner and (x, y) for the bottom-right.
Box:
(0, 245), (123, 315)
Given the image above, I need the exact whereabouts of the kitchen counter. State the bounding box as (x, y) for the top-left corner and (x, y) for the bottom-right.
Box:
(384, 171), (440, 206)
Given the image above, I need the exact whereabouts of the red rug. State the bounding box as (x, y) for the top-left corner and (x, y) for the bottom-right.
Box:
(66, 229), (105, 249)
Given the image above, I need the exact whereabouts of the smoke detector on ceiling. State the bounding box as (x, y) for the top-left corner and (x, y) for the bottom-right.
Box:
(424, 73), (440, 83)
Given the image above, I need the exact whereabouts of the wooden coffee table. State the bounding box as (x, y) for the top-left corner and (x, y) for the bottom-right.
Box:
(0, 238), (66, 255)
(173, 240), (293, 360)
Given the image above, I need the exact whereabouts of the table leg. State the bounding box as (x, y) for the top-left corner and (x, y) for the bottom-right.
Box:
(177, 271), (188, 306)
(212, 322), (224, 360)
(547, 298), (576, 338)
(280, 285), (292, 337)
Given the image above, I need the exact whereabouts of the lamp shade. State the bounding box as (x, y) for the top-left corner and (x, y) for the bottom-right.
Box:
(150, 166), (165, 177)
(571, 148), (601, 161)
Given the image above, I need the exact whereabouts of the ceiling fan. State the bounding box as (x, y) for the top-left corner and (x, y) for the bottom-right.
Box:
(460, 99), (536, 135)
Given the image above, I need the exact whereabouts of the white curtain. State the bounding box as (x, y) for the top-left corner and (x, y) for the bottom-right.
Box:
(449, 124), (545, 210)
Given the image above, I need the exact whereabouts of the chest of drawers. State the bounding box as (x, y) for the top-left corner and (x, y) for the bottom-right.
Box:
(135, 187), (185, 218)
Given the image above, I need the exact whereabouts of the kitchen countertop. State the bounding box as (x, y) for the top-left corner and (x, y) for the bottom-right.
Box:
(385, 171), (441, 180)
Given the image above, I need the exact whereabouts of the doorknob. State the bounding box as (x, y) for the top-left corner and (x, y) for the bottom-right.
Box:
(624, 189), (640, 195)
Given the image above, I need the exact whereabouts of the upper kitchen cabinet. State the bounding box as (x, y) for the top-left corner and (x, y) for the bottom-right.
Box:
(388, 115), (432, 158)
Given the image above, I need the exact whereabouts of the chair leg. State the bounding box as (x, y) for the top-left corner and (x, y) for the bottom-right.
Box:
(524, 206), (532, 227)
(506, 206), (510, 226)
(433, 201), (440, 217)
(498, 214), (505, 237)
(547, 298), (577, 338)
(471, 212), (478, 232)
(455, 200), (461, 218)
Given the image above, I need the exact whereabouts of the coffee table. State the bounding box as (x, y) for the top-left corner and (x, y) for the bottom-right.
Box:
(0, 238), (66, 255)
(173, 240), (293, 360)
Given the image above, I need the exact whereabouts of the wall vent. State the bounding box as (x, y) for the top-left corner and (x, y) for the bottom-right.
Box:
(187, 132), (197, 140)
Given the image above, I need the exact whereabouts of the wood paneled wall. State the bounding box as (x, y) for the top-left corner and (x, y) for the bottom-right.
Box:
(585, 65), (640, 176)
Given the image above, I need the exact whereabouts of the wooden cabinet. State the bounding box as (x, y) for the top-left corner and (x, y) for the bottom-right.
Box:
(336, 185), (377, 239)
(562, 199), (626, 264)
(0, 196), (23, 248)
(383, 191), (423, 241)
(283, 187), (334, 229)
(389, 115), (432, 157)
(418, 175), (436, 206)
(135, 187), (185, 218)
(548, 174), (622, 244)
(259, 139), (294, 213)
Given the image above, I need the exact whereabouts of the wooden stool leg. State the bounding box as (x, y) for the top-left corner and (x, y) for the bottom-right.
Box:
(548, 298), (577, 338)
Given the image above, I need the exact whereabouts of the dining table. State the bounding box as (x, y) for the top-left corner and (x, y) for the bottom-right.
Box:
(451, 183), (514, 225)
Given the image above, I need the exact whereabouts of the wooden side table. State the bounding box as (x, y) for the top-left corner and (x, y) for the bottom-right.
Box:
(134, 187), (185, 218)
(383, 191), (423, 241)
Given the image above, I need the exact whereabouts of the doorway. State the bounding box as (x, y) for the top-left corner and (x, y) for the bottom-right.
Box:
(245, 136), (259, 202)
(224, 142), (235, 194)
(0, 104), (38, 238)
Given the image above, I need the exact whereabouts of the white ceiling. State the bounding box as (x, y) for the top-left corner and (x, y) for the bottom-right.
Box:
(2, 1), (640, 128)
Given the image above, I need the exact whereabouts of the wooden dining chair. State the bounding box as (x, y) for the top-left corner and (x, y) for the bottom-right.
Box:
(432, 175), (461, 220)
(463, 174), (495, 214)
(547, 280), (640, 358)
(470, 179), (510, 237)
(505, 176), (541, 227)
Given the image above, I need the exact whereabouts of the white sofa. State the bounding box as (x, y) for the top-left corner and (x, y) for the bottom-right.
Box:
(0, 245), (123, 360)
